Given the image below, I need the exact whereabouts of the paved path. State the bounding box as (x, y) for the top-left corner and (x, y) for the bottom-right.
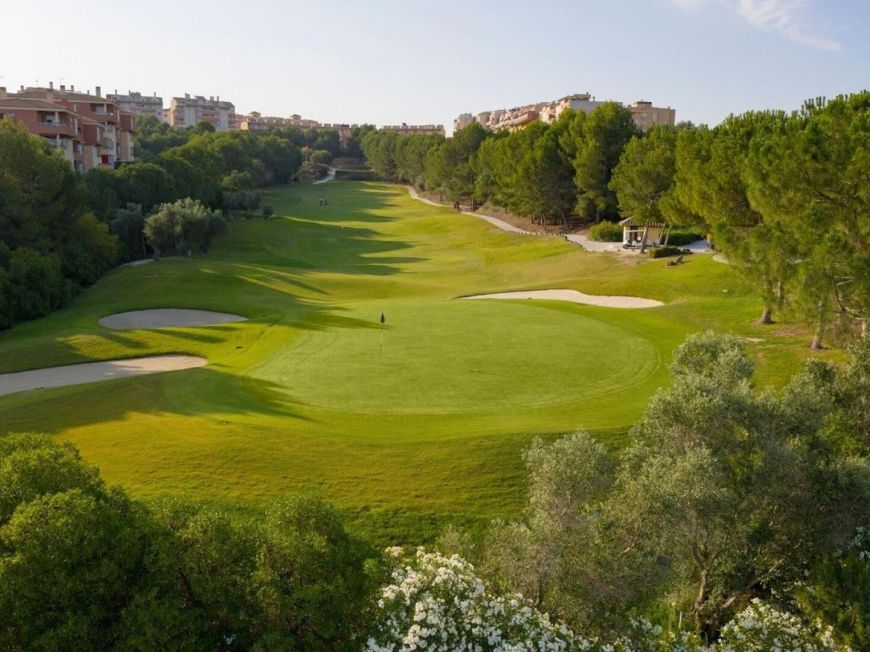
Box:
(313, 167), (337, 184)
(405, 186), (538, 235)
(563, 233), (624, 253)
(462, 289), (664, 309)
(564, 233), (713, 255)
(0, 355), (207, 398)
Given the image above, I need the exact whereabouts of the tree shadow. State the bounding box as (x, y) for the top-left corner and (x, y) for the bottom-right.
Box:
(0, 364), (312, 435)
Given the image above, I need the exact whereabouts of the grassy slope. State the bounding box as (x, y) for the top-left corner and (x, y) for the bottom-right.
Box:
(0, 182), (829, 544)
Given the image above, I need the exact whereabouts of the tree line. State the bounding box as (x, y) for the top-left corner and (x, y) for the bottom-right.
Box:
(0, 119), (311, 329)
(2, 333), (867, 649)
(362, 92), (869, 348)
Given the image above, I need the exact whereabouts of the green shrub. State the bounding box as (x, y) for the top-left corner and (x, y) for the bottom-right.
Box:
(589, 221), (623, 242)
(335, 169), (380, 181)
(650, 245), (687, 258)
(310, 149), (334, 165)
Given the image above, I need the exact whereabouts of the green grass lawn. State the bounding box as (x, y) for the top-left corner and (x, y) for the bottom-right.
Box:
(0, 182), (831, 544)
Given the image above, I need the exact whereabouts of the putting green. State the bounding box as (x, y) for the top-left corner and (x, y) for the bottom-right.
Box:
(0, 181), (824, 544)
(254, 301), (658, 413)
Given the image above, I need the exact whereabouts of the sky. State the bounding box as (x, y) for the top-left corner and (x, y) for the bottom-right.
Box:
(0, 0), (867, 131)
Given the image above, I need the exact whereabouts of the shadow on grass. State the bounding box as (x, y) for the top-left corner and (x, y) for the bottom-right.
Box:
(0, 364), (312, 435)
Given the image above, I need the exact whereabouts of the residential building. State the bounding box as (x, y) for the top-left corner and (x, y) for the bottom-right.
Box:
(627, 100), (676, 131)
(456, 93), (602, 132)
(288, 114), (322, 129)
(0, 92), (81, 170)
(456, 92), (673, 133)
(168, 93), (235, 130)
(107, 90), (164, 121)
(548, 93), (605, 121)
(240, 111), (292, 131)
(453, 113), (473, 132)
(9, 82), (135, 172)
(229, 112), (245, 131)
(382, 123), (445, 136)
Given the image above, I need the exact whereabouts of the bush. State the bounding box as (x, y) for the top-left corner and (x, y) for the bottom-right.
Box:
(310, 149), (334, 165)
(261, 204), (274, 219)
(368, 547), (586, 651)
(335, 169), (380, 181)
(650, 245), (687, 258)
(144, 198), (227, 257)
(589, 221), (623, 242)
(221, 189), (262, 213)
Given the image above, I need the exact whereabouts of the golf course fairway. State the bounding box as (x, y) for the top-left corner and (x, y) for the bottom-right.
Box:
(0, 182), (825, 543)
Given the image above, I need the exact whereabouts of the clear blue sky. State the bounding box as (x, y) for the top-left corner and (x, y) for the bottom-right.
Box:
(1, 0), (866, 131)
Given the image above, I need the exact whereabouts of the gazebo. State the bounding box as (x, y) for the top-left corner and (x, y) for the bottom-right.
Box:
(618, 217), (670, 249)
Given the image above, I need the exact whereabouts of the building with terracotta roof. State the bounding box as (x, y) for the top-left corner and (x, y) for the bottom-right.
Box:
(1, 82), (135, 173)
(239, 111), (292, 131)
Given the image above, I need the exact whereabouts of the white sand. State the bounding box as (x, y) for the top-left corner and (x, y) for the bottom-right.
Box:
(0, 355), (207, 398)
(462, 289), (664, 309)
(100, 309), (247, 330)
(405, 186), (537, 235)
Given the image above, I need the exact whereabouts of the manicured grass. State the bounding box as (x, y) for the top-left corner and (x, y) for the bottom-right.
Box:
(0, 182), (831, 544)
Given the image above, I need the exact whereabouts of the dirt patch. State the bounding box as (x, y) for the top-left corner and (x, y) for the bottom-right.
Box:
(100, 309), (247, 330)
(461, 289), (664, 309)
(0, 355), (207, 398)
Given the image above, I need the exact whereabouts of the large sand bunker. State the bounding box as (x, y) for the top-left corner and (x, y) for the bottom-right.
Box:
(462, 289), (664, 309)
(0, 355), (207, 398)
(100, 309), (246, 330)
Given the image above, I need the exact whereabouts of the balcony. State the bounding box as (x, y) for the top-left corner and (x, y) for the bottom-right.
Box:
(36, 121), (76, 137)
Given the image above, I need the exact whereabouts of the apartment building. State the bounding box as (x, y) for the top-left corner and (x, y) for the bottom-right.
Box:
(455, 92), (673, 133)
(107, 91), (164, 121)
(382, 123), (445, 136)
(4, 82), (136, 172)
(0, 93), (81, 169)
(168, 93), (235, 130)
(229, 112), (245, 131)
(288, 113), (322, 129)
(627, 100), (676, 131)
(239, 111), (292, 131)
(453, 113), (474, 132)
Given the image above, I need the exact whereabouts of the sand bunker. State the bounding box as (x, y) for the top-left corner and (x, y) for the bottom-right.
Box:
(462, 289), (664, 309)
(100, 309), (246, 330)
(0, 355), (207, 398)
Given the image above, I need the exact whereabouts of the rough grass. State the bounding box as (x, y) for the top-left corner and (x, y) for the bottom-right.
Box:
(0, 182), (832, 545)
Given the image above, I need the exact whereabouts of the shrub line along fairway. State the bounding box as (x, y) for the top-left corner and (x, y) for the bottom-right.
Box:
(0, 181), (823, 544)
(461, 289), (664, 309)
(0, 355), (207, 397)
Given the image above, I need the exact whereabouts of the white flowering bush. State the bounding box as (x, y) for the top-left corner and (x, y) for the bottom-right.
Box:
(366, 547), (590, 651)
(715, 600), (837, 652)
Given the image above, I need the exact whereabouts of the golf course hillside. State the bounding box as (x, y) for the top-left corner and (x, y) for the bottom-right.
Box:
(0, 181), (823, 542)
